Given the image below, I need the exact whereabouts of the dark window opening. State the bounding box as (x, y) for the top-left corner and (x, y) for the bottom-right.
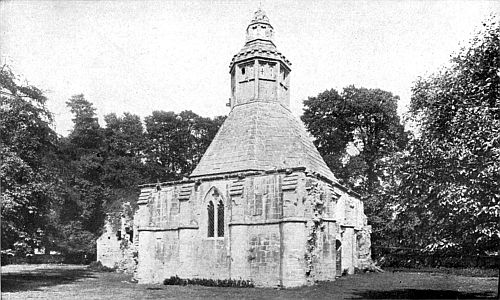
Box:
(129, 231), (134, 242)
(336, 240), (342, 251)
(217, 200), (224, 237)
(116, 230), (122, 241)
(207, 201), (214, 237)
(241, 67), (245, 75)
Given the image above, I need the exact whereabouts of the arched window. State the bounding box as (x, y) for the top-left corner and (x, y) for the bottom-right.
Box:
(217, 200), (224, 237)
(205, 187), (225, 238)
(207, 201), (215, 237)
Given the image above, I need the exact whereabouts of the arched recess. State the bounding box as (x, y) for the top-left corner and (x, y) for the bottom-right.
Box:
(204, 187), (225, 238)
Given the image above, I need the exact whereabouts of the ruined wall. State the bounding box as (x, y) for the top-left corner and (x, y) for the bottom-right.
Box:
(135, 171), (370, 287)
(96, 203), (137, 273)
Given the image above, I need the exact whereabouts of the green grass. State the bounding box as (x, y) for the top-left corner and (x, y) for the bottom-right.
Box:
(1, 264), (498, 299)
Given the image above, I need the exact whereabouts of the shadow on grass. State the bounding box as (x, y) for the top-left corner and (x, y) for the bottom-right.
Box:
(352, 289), (497, 299)
(1, 267), (96, 293)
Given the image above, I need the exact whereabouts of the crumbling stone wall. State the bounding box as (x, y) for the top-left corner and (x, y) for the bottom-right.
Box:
(96, 202), (137, 273)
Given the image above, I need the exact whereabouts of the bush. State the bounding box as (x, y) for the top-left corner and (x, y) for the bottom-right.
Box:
(88, 261), (116, 272)
(163, 276), (254, 288)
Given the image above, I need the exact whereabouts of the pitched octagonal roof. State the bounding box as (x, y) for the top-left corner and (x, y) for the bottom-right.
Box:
(190, 101), (337, 182)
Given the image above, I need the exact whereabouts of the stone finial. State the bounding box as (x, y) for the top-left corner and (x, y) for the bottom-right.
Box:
(250, 8), (270, 25)
(246, 8), (274, 43)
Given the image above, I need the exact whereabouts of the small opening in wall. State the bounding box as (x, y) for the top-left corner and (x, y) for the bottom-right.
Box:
(241, 67), (245, 75)
(217, 200), (224, 237)
(117, 230), (122, 241)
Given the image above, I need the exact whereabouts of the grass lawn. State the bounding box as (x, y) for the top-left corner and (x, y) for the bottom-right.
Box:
(1, 264), (498, 299)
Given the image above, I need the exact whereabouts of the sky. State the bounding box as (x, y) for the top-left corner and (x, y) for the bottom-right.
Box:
(1, 0), (497, 136)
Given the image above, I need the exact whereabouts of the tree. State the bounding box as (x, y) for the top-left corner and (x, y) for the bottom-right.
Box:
(302, 86), (408, 246)
(395, 17), (500, 254)
(47, 95), (109, 256)
(66, 94), (103, 153)
(303, 87), (407, 192)
(102, 112), (146, 211)
(144, 110), (225, 182)
(0, 65), (58, 252)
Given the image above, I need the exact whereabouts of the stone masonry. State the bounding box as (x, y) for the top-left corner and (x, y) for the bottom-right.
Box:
(96, 202), (138, 273)
(131, 9), (372, 287)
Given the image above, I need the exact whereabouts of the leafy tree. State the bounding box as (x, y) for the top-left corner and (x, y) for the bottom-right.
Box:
(144, 110), (225, 182)
(303, 86), (407, 192)
(102, 113), (146, 211)
(0, 65), (58, 252)
(66, 94), (103, 152)
(395, 17), (500, 254)
(47, 95), (108, 256)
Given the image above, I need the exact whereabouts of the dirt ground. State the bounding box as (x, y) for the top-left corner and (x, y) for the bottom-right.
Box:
(1, 264), (498, 299)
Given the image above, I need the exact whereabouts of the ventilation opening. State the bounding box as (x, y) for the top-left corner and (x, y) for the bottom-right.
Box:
(241, 67), (245, 75)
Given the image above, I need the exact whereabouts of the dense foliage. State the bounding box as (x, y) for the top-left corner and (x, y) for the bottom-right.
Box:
(303, 17), (499, 256)
(0, 72), (224, 257)
(393, 17), (500, 254)
(1, 65), (58, 253)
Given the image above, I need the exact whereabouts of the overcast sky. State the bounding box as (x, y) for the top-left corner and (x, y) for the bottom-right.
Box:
(1, 0), (497, 136)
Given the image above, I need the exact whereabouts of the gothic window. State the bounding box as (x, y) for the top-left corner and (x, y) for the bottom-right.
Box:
(207, 201), (215, 237)
(206, 188), (225, 238)
(217, 200), (224, 237)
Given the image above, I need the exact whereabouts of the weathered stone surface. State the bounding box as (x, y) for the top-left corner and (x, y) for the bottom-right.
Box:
(96, 203), (137, 274)
(190, 102), (337, 182)
(134, 172), (370, 287)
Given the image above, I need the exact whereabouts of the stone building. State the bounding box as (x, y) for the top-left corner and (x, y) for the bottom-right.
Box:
(133, 9), (371, 287)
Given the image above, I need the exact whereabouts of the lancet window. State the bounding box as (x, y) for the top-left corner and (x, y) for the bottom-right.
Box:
(206, 188), (224, 238)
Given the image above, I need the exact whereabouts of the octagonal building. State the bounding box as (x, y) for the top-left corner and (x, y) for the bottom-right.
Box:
(134, 9), (372, 287)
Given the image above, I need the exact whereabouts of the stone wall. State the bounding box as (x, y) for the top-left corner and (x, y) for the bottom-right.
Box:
(134, 170), (370, 287)
(96, 203), (137, 273)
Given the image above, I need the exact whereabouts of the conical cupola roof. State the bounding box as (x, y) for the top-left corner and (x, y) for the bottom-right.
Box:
(190, 10), (337, 183)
